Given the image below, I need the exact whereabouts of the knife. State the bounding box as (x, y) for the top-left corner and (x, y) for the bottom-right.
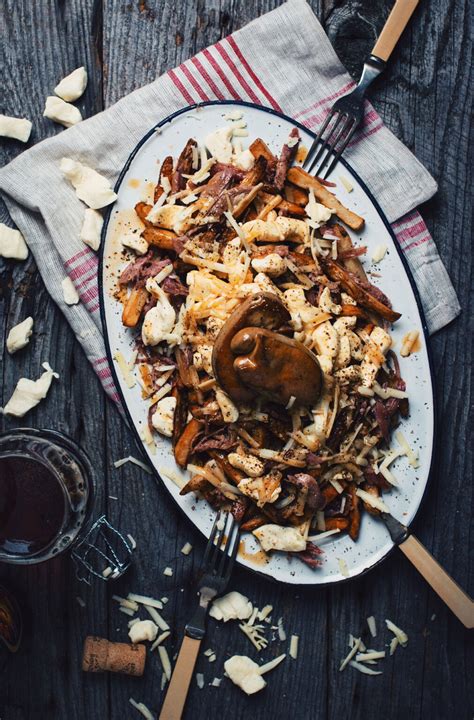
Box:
(380, 512), (474, 628)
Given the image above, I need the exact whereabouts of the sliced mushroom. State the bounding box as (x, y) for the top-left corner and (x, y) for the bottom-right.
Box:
(230, 327), (322, 407)
(211, 293), (290, 404)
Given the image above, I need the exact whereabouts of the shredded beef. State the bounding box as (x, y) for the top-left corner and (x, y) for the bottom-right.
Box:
(274, 128), (299, 190)
(296, 541), (323, 569)
(162, 275), (189, 297)
(171, 138), (196, 193)
(287, 473), (325, 510)
(119, 252), (171, 286)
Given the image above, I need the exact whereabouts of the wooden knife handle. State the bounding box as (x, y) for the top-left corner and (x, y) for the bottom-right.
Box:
(399, 534), (474, 629)
(372, 0), (420, 62)
(159, 635), (201, 720)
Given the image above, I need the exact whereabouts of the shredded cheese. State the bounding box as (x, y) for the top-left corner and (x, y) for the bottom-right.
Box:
(129, 698), (155, 720)
(181, 542), (193, 555)
(367, 616), (377, 638)
(307, 528), (341, 542)
(339, 175), (354, 193)
(395, 430), (419, 468)
(145, 605), (169, 631)
(385, 619), (408, 646)
(113, 351), (136, 388)
(150, 631), (171, 651)
(127, 593), (164, 610)
(338, 558), (350, 578)
(349, 660), (382, 676)
(196, 672), (205, 689)
(356, 488), (389, 513)
(289, 635), (299, 660)
(113, 455), (153, 474)
(158, 646), (172, 680)
(356, 650), (385, 662)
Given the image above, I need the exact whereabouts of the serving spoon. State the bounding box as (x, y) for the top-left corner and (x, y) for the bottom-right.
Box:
(379, 510), (473, 628)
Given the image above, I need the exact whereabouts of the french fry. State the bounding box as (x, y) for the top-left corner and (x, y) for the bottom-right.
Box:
(210, 450), (244, 485)
(122, 287), (148, 327)
(287, 167), (365, 231)
(331, 223), (367, 281)
(260, 191), (306, 218)
(256, 193), (282, 220)
(340, 304), (370, 319)
(233, 183), (263, 218)
(249, 138), (276, 163)
(174, 418), (203, 468)
(324, 258), (401, 322)
(324, 517), (350, 531)
(284, 184), (308, 206)
(134, 202), (153, 227)
(240, 155), (267, 187)
(154, 155), (173, 203)
(179, 474), (208, 495)
(360, 483), (382, 516)
(348, 486), (361, 541)
(142, 227), (177, 252)
(241, 515), (268, 532)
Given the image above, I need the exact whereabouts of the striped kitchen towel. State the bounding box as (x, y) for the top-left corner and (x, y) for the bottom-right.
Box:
(0, 0), (460, 405)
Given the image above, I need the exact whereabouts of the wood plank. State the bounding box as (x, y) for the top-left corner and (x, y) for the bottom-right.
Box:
(0, 0), (472, 719)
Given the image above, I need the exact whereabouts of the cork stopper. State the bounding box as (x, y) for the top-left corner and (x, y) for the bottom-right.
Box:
(82, 636), (146, 676)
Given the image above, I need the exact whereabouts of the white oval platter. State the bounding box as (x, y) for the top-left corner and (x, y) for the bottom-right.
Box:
(100, 101), (435, 585)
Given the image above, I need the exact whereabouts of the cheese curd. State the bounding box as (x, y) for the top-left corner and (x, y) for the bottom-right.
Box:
(0, 223), (28, 260)
(253, 524), (306, 552)
(128, 619), (158, 644)
(305, 188), (333, 228)
(242, 217), (309, 245)
(2, 362), (58, 417)
(80, 208), (103, 251)
(0, 114), (32, 142)
(251, 253), (287, 277)
(224, 656), (266, 695)
(205, 126), (233, 163)
(60, 158), (117, 209)
(146, 203), (196, 235)
(215, 388), (239, 423)
(318, 287), (341, 315)
(312, 321), (339, 364)
(238, 474), (282, 507)
(228, 452), (265, 478)
(61, 277), (80, 305)
(209, 591), (253, 622)
(141, 291), (176, 346)
(283, 287), (319, 329)
(121, 232), (148, 256)
(7, 317), (34, 354)
(233, 148), (255, 171)
(54, 66), (88, 102)
(151, 397), (177, 437)
(360, 326), (392, 387)
(43, 96), (82, 127)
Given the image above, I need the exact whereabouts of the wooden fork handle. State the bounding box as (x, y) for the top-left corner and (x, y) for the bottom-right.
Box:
(159, 635), (202, 720)
(372, 0), (420, 62)
(398, 534), (474, 629)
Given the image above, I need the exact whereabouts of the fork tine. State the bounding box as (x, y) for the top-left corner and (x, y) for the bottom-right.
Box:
(303, 110), (339, 171)
(224, 522), (240, 581)
(207, 513), (228, 571)
(305, 111), (344, 174)
(202, 510), (222, 568)
(322, 120), (358, 179)
(314, 114), (352, 176)
(217, 516), (236, 576)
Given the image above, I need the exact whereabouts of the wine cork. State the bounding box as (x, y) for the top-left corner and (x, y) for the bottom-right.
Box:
(82, 636), (146, 676)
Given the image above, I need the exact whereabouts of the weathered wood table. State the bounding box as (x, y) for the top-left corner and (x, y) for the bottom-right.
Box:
(1, 1), (472, 718)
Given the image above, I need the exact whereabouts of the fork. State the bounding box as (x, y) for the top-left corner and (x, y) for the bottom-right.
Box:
(303, 0), (420, 178)
(159, 511), (240, 720)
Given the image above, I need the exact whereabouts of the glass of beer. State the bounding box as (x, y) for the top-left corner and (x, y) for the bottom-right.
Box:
(0, 428), (95, 565)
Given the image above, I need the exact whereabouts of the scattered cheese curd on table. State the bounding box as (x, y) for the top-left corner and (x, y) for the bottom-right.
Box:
(2, 363), (58, 417)
(0, 114), (32, 142)
(80, 208), (103, 251)
(61, 277), (80, 305)
(6, 317), (34, 354)
(43, 96), (82, 127)
(60, 158), (117, 209)
(0, 223), (28, 260)
(54, 66), (88, 102)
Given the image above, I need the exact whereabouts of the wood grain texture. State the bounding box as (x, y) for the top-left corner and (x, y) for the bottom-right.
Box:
(0, 1), (472, 719)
